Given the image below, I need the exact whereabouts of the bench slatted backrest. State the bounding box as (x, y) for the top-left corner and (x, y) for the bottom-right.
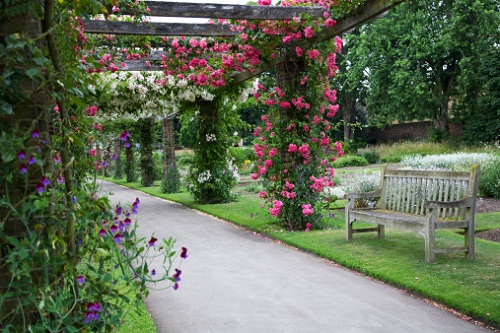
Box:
(378, 165), (480, 220)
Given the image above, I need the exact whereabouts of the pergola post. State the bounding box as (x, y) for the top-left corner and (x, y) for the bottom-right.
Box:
(161, 116), (180, 193)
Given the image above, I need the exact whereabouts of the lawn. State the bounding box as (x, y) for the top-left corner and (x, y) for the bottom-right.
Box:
(106, 177), (500, 330)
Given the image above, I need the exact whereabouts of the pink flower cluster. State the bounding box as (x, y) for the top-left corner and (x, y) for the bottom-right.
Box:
(269, 200), (283, 217)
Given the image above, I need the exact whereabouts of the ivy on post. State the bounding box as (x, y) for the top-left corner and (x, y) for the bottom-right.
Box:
(161, 116), (180, 193)
(137, 117), (155, 187)
(189, 97), (237, 204)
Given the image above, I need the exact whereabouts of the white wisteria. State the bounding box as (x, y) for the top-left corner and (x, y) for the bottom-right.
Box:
(94, 71), (218, 119)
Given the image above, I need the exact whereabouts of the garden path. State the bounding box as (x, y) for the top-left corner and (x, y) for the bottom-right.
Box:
(102, 180), (493, 333)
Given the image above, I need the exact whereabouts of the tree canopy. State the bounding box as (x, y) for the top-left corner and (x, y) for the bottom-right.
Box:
(346, 0), (499, 138)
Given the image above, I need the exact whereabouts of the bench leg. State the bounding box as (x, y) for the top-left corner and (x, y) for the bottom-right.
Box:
(377, 225), (385, 238)
(465, 225), (475, 260)
(425, 214), (436, 262)
(346, 205), (353, 242)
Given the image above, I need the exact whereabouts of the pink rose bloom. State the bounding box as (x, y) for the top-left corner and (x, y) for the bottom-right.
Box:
(305, 26), (314, 39)
(288, 144), (298, 153)
(296, 46), (303, 57)
(258, 0), (272, 5)
(325, 18), (336, 27)
(258, 191), (267, 198)
(269, 148), (277, 157)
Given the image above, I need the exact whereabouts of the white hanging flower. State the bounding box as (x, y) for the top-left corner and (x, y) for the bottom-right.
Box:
(198, 170), (212, 183)
(206, 134), (217, 142)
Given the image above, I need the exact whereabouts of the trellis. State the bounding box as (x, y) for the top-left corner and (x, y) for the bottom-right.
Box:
(84, 0), (405, 200)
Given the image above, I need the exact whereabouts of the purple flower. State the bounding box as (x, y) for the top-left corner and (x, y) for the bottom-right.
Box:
(113, 233), (122, 243)
(102, 160), (108, 167)
(329, 213), (335, 218)
(119, 130), (129, 141)
(76, 275), (85, 285)
(31, 129), (39, 138)
(180, 247), (188, 259)
(111, 153), (117, 160)
(124, 141), (131, 148)
(173, 268), (182, 282)
(57, 175), (64, 183)
(173, 282), (179, 290)
(115, 205), (122, 215)
(151, 269), (156, 276)
(98, 229), (106, 237)
(40, 176), (50, 186)
(102, 219), (108, 226)
(110, 225), (118, 234)
(85, 302), (101, 323)
(119, 221), (125, 232)
(71, 196), (77, 202)
(123, 217), (132, 226)
(54, 154), (61, 164)
(17, 150), (26, 159)
(28, 156), (36, 165)
(19, 164), (28, 174)
(35, 183), (45, 194)
(148, 237), (158, 247)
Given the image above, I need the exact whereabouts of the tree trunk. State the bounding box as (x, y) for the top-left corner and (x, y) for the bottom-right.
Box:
(161, 117), (179, 193)
(138, 117), (155, 187)
(343, 96), (356, 141)
(114, 138), (122, 179)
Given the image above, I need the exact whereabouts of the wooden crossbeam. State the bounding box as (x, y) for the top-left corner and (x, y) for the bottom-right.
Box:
(96, 0), (406, 80)
(110, 1), (324, 19)
(83, 20), (237, 36)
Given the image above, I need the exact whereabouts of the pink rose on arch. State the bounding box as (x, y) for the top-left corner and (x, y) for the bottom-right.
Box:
(305, 26), (314, 39)
(268, 148), (277, 157)
(258, 0), (272, 5)
(288, 144), (298, 153)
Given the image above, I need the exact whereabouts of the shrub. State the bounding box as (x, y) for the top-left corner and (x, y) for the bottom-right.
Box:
(332, 155), (369, 168)
(177, 151), (194, 167)
(478, 156), (500, 199)
(361, 149), (380, 164)
(400, 153), (495, 171)
(341, 171), (381, 207)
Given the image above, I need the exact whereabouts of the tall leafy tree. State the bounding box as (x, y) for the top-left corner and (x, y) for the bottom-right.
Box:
(355, 0), (499, 137)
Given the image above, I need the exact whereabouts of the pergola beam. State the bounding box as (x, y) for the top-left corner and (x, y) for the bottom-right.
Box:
(83, 20), (237, 36)
(111, 1), (324, 19)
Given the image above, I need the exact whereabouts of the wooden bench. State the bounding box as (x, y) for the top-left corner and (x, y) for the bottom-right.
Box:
(345, 164), (480, 262)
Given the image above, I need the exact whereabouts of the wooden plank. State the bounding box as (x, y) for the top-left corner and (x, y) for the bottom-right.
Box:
(119, 61), (163, 71)
(113, 1), (324, 19)
(83, 20), (237, 36)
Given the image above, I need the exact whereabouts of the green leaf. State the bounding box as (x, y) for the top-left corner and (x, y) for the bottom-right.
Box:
(25, 68), (40, 78)
(0, 100), (13, 115)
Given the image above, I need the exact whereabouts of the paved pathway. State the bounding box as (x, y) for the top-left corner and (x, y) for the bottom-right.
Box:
(102, 181), (492, 333)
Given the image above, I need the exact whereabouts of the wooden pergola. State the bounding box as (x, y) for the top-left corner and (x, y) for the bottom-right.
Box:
(84, 0), (405, 83)
(83, 0), (405, 190)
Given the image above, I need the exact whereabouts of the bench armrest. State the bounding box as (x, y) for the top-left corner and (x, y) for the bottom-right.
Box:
(425, 197), (472, 209)
(346, 188), (382, 200)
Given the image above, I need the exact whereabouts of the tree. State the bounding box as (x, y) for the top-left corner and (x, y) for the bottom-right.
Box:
(356, 0), (499, 137)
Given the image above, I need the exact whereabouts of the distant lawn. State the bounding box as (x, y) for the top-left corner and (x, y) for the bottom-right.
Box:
(104, 177), (500, 330)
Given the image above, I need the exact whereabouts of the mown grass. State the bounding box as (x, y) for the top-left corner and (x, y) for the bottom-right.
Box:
(104, 177), (500, 329)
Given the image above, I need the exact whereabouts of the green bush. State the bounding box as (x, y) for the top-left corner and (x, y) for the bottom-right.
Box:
(479, 156), (500, 198)
(177, 152), (194, 167)
(360, 149), (380, 164)
(333, 155), (369, 168)
(380, 156), (402, 163)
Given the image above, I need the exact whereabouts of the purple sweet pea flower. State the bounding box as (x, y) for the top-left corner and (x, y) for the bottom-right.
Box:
(17, 150), (26, 159)
(19, 164), (28, 174)
(124, 141), (131, 148)
(148, 237), (157, 247)
(35, 183), (45, 194)
(28, 156), (36, 165)
(98, 229), (107, 237)
(76, 275), (85, 285)
(113, 233), (122, 243)
(180, 247), (188, 259)
(151, 269), (156, 276)
(173, 282), (179, 290)
(31, 129), (39, 138)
